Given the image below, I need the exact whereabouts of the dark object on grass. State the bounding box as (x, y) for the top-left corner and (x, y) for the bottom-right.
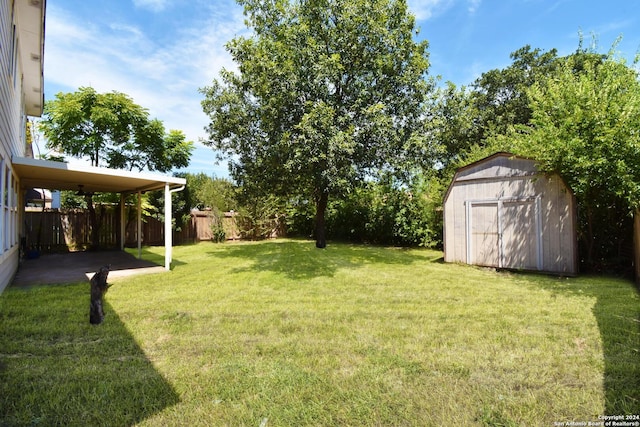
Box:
(89, 265), (111, 325)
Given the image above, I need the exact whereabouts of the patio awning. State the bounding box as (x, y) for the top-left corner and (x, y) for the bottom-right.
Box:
(12, 156), (186, 271)
(11, 156), (185, 194)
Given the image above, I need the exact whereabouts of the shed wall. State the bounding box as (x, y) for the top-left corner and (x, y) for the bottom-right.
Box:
(444, 154), (577, 275)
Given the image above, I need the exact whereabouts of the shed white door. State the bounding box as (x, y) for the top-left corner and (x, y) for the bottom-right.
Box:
(467, 198), (541, 270)
(469, 202), (500, 267)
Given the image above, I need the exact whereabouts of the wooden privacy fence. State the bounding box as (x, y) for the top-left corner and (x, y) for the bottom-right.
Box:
(22, 209), (279, 253)
(24, 209), (119, 251)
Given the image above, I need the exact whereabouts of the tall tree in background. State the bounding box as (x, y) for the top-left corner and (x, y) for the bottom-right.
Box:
(431, 46), (559, 173)
(185, 173), (237, 212)
(471, 45), (559, 143)
(201, 0), (433, 248)
(39, 86), (194, 248)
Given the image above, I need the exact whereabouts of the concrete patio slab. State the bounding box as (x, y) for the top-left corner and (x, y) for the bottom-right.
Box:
(10, 251), (166, 288)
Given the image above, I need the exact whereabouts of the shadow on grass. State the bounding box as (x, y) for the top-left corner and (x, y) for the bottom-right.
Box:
(125, 246), (188, 271)
(209, 239), (430, 279)
(519, 273), (640, 415)
(0, 283), (179, 426)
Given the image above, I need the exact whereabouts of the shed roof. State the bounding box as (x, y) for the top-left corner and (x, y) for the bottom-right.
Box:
(12, 156), (186, 194)
(443, 151), (574, 205)
(453, 152), (537, 181)
(443, 152), (525, 203)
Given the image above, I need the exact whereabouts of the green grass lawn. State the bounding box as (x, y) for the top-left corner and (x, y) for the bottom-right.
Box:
(1, 239), (638, 426)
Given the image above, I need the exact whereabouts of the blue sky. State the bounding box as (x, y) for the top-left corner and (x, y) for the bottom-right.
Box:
(42, 0), (639, 178)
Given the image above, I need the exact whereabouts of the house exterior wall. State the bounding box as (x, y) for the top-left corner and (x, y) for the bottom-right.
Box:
(443, 153), (577, 275)
(0, 0), (44, 293)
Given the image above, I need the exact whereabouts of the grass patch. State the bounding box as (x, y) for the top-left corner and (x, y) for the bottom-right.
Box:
(1, 239), (639, 425)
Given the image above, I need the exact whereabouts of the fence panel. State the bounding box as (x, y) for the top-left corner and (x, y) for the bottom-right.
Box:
(23, 209), (279, 254)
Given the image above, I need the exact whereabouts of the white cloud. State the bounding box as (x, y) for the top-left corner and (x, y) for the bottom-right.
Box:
(132, 0), (169, 13)
(467, 0), (481, 14)
(407, 0), (454, 21)
(407, 0), (481, 21)
(108, 22), (145, 40)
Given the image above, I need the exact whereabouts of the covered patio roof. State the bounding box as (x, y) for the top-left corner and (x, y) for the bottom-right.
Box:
(11, 156), (186, 194)
(12, 156), (186, 272)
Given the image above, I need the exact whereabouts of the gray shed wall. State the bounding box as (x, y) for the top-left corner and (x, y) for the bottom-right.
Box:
(444, 153), (577, 275)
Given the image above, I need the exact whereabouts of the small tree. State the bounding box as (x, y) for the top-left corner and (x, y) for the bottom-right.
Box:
(209, 210), (227, 243)
(185, 173), (237, 212)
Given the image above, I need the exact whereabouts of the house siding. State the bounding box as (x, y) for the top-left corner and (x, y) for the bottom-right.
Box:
(0, 0), (42, 293)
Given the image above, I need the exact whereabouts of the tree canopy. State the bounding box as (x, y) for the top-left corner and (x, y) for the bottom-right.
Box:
(513, 53), (640, 207)
(201, 0), (434, 248)
(40, 86), (194, 172)
(429, 45), (560, 173)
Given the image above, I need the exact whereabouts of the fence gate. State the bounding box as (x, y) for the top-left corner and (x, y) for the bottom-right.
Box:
(466, 197), (542, 270)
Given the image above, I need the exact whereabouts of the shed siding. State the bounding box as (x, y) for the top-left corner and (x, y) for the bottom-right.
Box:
(502, 199), (538, 269)
(444, 153), (577, 275)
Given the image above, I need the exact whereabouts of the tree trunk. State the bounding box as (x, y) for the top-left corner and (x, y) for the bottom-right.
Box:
(86, 194), (100, 250)
(314, 191), (329, 249)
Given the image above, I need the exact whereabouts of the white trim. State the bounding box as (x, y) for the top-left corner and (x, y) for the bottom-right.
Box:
(8, 169), (14, 249)
(465, 200), (471, 264)
(535, 196), (543, 271)
(464, 196), (538, 205)
(11, 156), (186, 193)
(164, 184), (185, 270)
(497, 200), (504, 268)
(165, 184), (171, 270)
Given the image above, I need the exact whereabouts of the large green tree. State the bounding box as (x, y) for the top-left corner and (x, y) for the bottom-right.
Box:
(39, 86), (194, 248)
(201, 0), (433, 248)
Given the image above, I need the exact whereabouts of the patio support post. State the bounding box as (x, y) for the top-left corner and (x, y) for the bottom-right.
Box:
(164, 183), (171, 271)
(164, 183), (185, 271)
(137, 191), (142, 259)
(120, 193), (125, 251)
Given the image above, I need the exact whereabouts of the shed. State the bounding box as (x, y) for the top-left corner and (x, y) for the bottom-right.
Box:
(443, 152), (578, 275)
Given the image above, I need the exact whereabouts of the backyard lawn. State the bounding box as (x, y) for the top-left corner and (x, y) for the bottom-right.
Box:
(1, 239), (638, 426)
